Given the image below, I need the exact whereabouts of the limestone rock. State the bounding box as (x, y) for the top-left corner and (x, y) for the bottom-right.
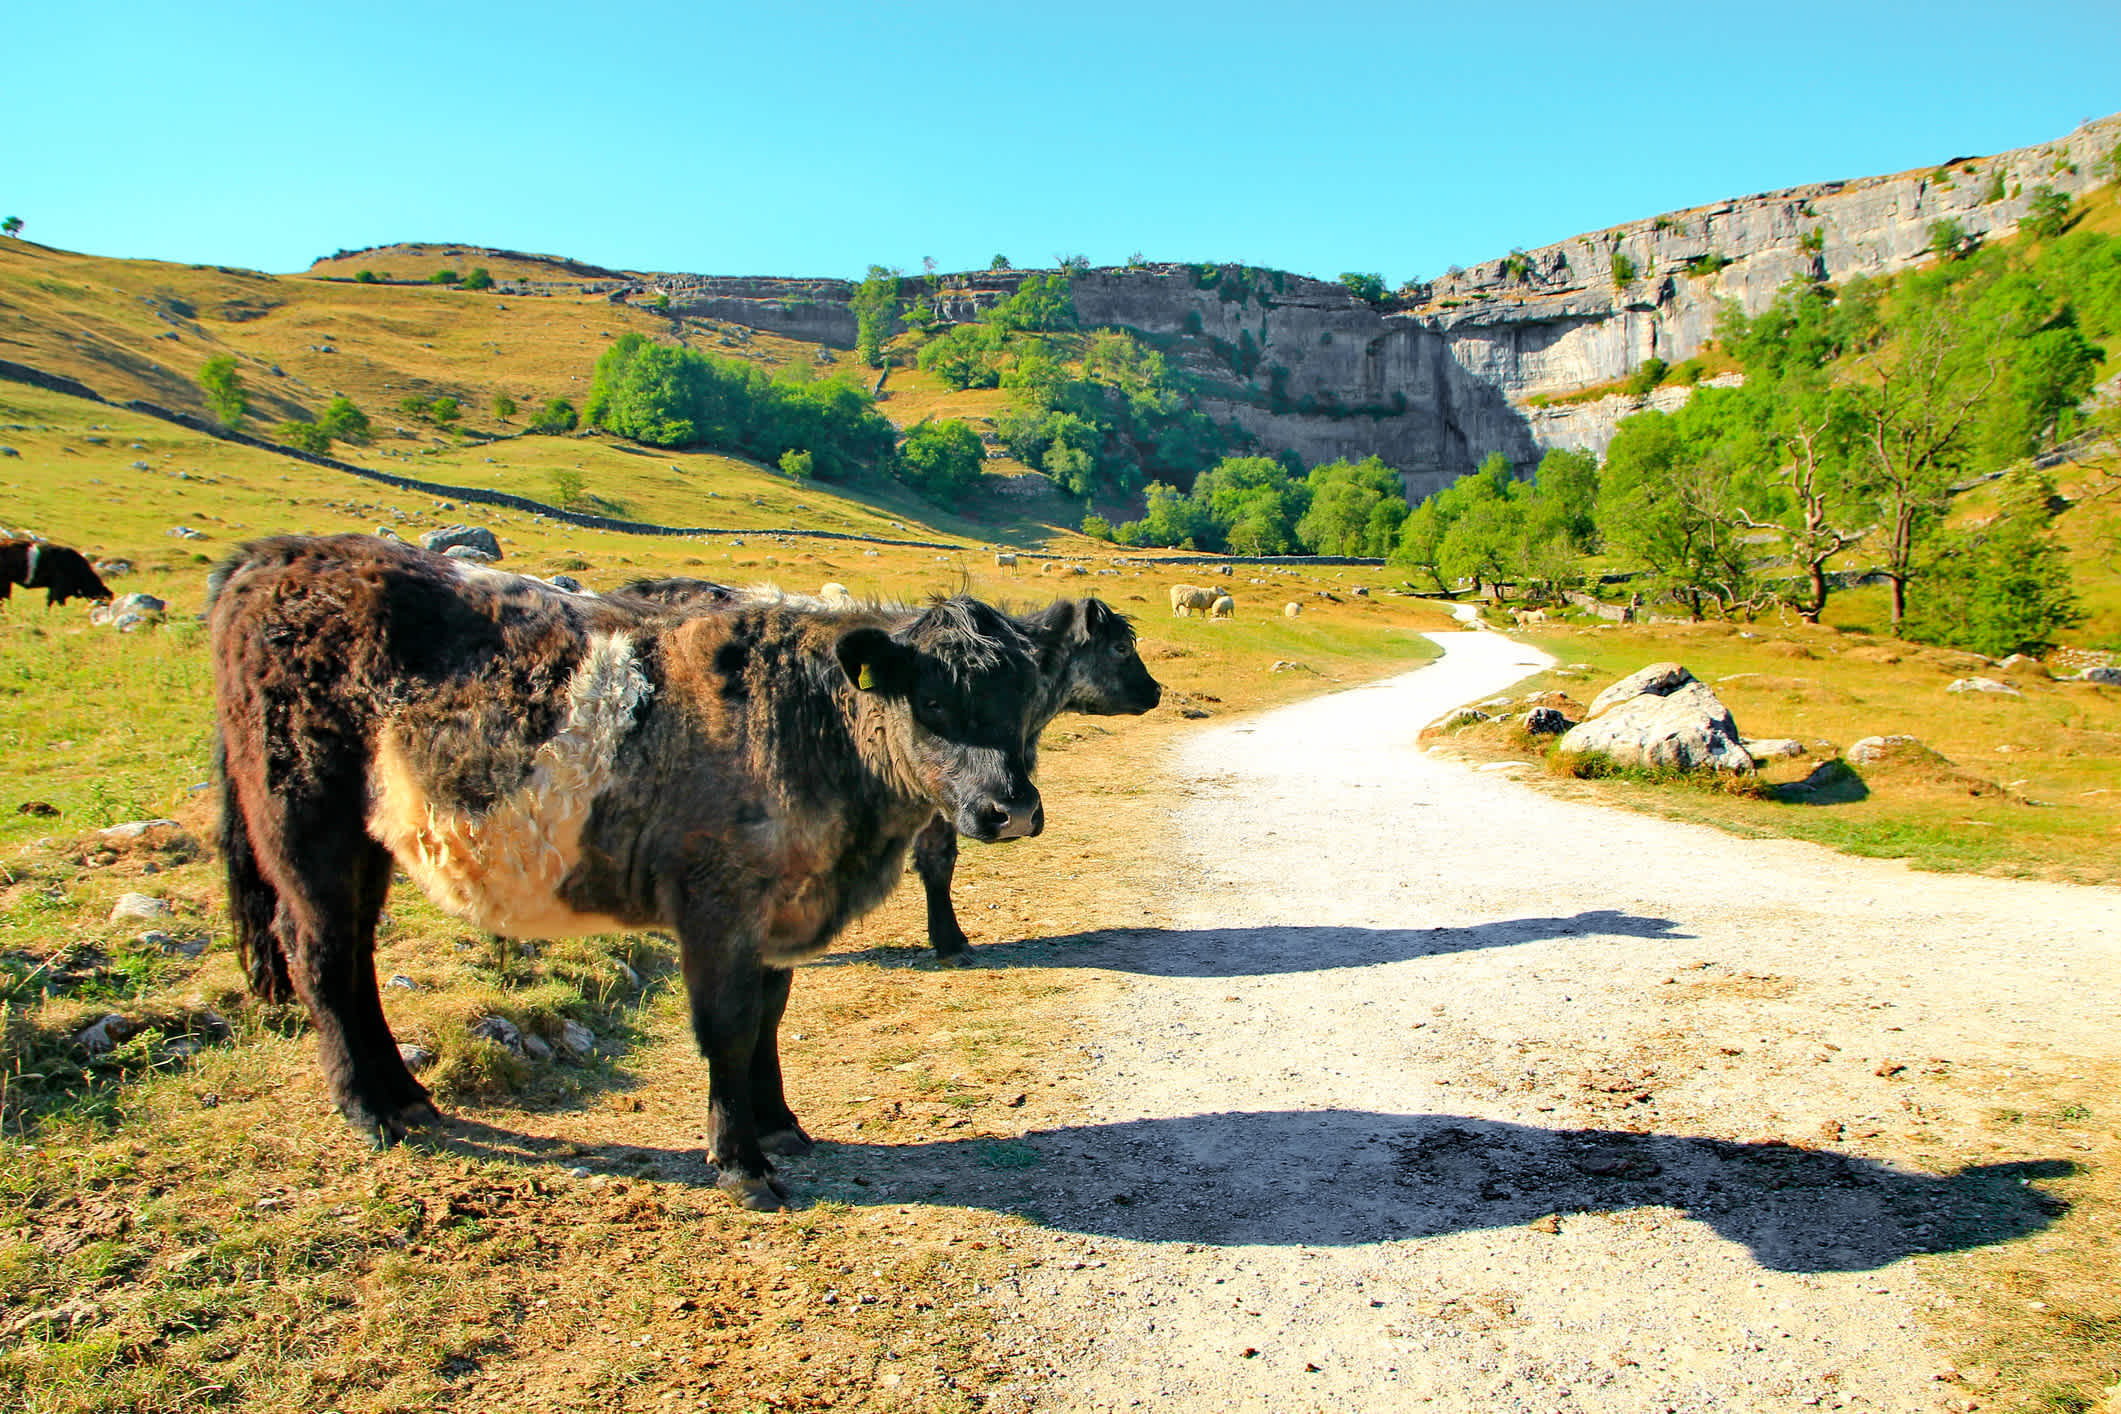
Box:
(423, 524), (502, 559)
(546, 574), (586, 593)
(398, 1043), (435, 1073)
(1587, 662), (1695, 719)
(559, 1020), (596, 1060)
(98, 818), (181, 841)
(1558, 668), (1752, 772)
(1947, 677), (2021, 696)
(2078, 667), (2121, 686)
(469, 1015), (525, 1054)
(1522, 706), (1570, 736)
(444, 544), (498, 564)
(1847, 734), (1932, 766)
(1742, 738), (1807, 762)
(109, 892), (170, 922)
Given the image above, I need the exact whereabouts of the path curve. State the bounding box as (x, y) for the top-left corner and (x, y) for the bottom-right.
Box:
(1008, 628), (2120, 1413)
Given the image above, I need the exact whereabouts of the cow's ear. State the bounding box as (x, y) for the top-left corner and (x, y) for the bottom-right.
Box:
(836, 628), (916, 697)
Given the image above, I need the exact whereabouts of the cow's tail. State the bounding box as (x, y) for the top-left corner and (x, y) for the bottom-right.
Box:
(217, 730), (294, 1003)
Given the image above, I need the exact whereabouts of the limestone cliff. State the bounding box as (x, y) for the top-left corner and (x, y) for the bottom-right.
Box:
(633, 112), (2118, 498)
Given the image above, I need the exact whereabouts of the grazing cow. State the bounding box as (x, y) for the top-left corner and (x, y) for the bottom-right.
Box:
(211, 535), (1046, 1208)
(1169, 584), (1218, 616)
(0, 540), (113, 608)
(617, 578), (1163, 963)
(911, 595), (1160, 963)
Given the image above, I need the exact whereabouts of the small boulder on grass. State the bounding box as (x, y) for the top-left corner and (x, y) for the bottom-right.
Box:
(1559, 663), (1754, 773)
(1946, 677), (2021, 697)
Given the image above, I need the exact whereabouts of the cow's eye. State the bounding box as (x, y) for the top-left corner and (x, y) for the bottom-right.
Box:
(1108, 639), (1130, 656)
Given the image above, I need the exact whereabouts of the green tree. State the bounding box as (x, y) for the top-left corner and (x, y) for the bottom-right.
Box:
(1903, 472), (2083, 655)
(276, 420), (331, 454)
(2021, 186), (2072, 240)
(779, 448), (815, 479)
(1, 216), (22, 237)
(551, 468), (586, 509)
(428, 395), (461, 426)
(1191, 456), (1309, 554)
(1081, 513), (1114, 540)
(1296, 456), (1408, 555)
(491, 393), (517, 422)
(354, 269), (379, 284)
(1928, 218), (1972, 262)
(990, 254), (1011, 271)
(896, 419), (986, 505)
(462, 266), (494, 291)
(1388, 499), (1450, 590)
(318, 395), (371, 444)
(398, 394), (434, 421)
(1597, 405), (1765, 617)
(1339, 272), (1386, 303)
(430, 269), (461, 285)
(197, 355), (246, 427)
(851, 265), (900, 368)
(529, 398), (579, 434)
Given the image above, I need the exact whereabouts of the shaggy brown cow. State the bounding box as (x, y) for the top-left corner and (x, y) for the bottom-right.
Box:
(211, 535), (1045, 1208)
(616, 580), (1163, 962)
(0, 539), (113, 607)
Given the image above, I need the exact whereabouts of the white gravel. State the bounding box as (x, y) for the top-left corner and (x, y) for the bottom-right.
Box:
(1007, 628), (2121, 1413)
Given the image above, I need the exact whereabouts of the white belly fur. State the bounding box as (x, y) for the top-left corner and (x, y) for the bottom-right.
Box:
(367, 631), (652, 937)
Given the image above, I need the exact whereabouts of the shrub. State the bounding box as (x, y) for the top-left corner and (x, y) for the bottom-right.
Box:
(354, 269), (379, 284)
(528, 398), (579, 434)
(1980, 168), (2007, 204)
(318, 396), (370, 443)
(398, 394), (433, 420)
(196, 355), (245, 426)
(1501, 251), (1530, 283)
(1799, 227), (1825, 254)
(851, 265), (899, 368)
(1683, 251), (1731, 277)
(1623, 357), (1669, 396)
(428, 395), (461, 426)
(1081, 513), (1114, 540)
(2022, 186), (2073, 239)
(430, 269), (460, 285)
(462, 266), (493, 291)
(1610, 250), (1638, 286)
(896, 418), (985, 506)
(779, 448), (814, 479)
(276, 420), (331, 454)
(491, 393), (517, 421)
(551, 468), (586, 510)
(1928, 218), (1973, 261)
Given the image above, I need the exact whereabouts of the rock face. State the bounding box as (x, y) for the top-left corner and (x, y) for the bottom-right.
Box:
(1558, 663), (1753, 772)
(629, 113), (2118, 492)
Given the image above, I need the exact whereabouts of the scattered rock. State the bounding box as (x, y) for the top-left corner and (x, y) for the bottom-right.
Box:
(523, 1033), (554, 1061)
(546, 573), (585, 593)
(1559, 665), (1753, 772)
(91, 559), (132, 577)
(1847, 734), (1927, 766)
(1947, 677), (2020, 696)
(2078, 667), (2121, 686)
(98, 818), (180, 841)
(1741, 738), (1807, 762)
(1523, 706), (1570, 735)
(559, 1020), (596, 1060)
(385, 974), (418, 990)
(422, 524), (502, 559)
(109, 892), (170, 922)
(17, 801), (59, 817)
(375, 525), (404, 542)
(1996, 653), (2049, 678)
(444, 544), (499, 563)
(0, 446), (16, 458)
(1442, 708), (1493, 729)
(1529, 1213), (1563, 1234)
(469, 1015), (525, 1054)
(76, 1014), (133, 1055)
(1351, 585), (1370, 597)
(398, 1044), (435, 1073)
(167, 526), (207, 540)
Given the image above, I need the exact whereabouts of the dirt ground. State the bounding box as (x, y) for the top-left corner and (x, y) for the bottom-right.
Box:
(964, 629), (2120, 1413)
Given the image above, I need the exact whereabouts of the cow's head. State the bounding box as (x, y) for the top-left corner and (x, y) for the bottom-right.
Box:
(1022, 597), (1161, 716)
(836, 597), (1043, 842)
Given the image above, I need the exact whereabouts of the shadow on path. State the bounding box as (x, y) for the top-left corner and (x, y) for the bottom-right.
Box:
(430, 1109), (2067, 1274)
(825, 911), (1693, 978)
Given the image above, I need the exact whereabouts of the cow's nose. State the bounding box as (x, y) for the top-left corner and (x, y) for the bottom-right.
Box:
(991, 797), (1041, 840)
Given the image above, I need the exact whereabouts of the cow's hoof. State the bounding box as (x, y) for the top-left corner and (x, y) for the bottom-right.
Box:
(760, 1125), (814, 1158)
(935, 948), (982, 968)
(718, 1173), (789, 1211)
(348, 1096), (445, 1148)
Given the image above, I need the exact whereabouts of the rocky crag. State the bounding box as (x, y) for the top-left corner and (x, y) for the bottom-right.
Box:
(626, 113), (2120, 499)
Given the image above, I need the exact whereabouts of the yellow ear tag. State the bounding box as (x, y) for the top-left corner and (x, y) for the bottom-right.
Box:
(858, 664), (875, 691)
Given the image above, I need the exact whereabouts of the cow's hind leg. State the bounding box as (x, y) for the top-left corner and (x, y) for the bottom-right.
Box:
(913, 813), (975, 965)
(750, 967), (812, 1158)
(680, 912), (785, 1210)
(260, 786), (434, 1144)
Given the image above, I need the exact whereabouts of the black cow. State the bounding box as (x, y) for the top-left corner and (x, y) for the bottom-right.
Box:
(0, 540), (113, 607)
(615, 580), (1162, 961)
(211, 535), (1045, 1208)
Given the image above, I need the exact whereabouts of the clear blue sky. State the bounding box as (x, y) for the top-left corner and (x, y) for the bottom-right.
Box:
(10, 1), (2118, 282)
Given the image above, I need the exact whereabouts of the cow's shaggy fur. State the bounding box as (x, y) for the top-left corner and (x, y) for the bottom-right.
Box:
(0, 540), (112, 607)
(210, 535), (1045, 1207)
(618, 579), (1163, 961)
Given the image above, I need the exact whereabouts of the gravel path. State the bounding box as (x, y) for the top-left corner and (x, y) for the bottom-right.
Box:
(1004, 628), (2121, 1413)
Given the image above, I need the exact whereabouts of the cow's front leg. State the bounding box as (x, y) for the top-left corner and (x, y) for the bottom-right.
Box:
(913, 813), (975, 964)
(751, 966), (813, 1157)
(679, 918), (784, 1210)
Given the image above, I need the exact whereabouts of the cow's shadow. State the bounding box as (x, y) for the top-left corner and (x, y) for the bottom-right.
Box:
(430, 1108), (2069, 1275)
(827, 911), (1691, 978)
